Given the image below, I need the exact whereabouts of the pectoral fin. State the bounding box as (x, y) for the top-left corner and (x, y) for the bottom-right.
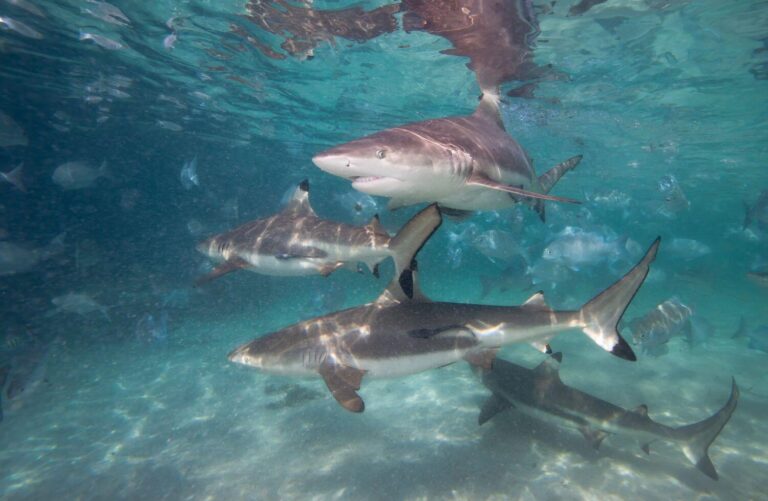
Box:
(318, 360), (366, 413)
(195, 258), (248, 287)
(467, 173), (580, 204)
(318, 262), (345, 276)
(579, 426), (609, 450)
(479, 394), (512, 425)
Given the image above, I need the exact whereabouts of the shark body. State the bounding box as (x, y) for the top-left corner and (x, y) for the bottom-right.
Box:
(229, 205), (660, 412)
(196, 180), (432, 284)
(313, 97), (581, 220)
(479, 355), (739, 480)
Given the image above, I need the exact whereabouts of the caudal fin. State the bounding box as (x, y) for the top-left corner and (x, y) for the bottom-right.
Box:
(389, 204), (442, 282)
(675, 378), (739, 480)
(534, 155), (582, 222)
(578, 237), (661, 361)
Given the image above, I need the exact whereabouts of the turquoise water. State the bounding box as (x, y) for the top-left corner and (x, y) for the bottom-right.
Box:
(1, 0), (766, 499)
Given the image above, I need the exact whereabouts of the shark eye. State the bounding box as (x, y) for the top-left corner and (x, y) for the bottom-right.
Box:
(376, 149), (386, 159)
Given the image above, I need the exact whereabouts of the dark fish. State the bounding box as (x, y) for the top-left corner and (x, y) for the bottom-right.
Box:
(479, 354), (739, 480)
(744, 189), (768, 230)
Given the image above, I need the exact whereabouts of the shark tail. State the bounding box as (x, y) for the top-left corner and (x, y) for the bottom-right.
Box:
(533, 155), (582, 222)
(675, 378), (739, 480)
(578, 237), (661, 361)
(389, 204), (442, 283)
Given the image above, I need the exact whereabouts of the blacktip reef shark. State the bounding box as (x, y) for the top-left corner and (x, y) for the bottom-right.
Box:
(229, 204), (661, 412)
(478, 354), (739, 480)
(196, 180), (435, 285)
(312, 94), (582, 220)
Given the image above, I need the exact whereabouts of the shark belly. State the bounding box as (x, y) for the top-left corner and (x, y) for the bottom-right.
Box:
(437, 185), (518, 210)
(241, 254), (332, 276)
(345, 348), (474, 378)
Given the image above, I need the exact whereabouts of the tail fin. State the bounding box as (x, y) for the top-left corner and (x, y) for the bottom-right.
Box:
(578, 237), (661, 361)
(389, 204), (442, 283)
(534, 155), (582, 222)
(675, 378), (739, 480)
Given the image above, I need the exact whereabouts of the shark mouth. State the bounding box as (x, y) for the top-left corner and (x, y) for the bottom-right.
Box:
(351, 176), (386, 183)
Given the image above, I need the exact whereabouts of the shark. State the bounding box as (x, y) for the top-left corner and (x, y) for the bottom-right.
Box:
(196, 180), (437, 284)
(228, 204), (661, 412)
(312, 95), (582, 220)
(478, 354), (739, 480)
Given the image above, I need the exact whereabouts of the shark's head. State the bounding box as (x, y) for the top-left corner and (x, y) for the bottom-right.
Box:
(313, 128), (471, 200)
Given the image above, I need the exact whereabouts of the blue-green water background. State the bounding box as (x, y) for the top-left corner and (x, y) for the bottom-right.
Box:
(0, 0), (766, 499)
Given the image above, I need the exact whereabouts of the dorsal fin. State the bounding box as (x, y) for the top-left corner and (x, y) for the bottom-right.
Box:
(283, 179), (315, 216)
(632, 404), (649, 417)
(473, 92), (505, 130)
(367, 214), (384, 234)
(523, 291), (549, 308)
(375, 261), (430, 305)
(533, 352), (562, 378)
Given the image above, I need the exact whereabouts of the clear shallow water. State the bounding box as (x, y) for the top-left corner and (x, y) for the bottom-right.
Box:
(0, 0), (767, 499)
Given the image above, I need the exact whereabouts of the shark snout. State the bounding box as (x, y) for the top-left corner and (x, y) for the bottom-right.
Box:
(312, 150), (352, 176)
(228, 347), (262, 367)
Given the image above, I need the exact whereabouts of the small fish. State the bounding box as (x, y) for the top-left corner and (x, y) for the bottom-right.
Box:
(478, 255), (533, 298)
(52, 160), (109, 190)
(332, 190), (380, 225)
(667, 238), (711, 261)
(655, 174), (690, 219)
(163, 31), (177, 50)
(686, 316), (713, 348)
(1, 163), (26, 192)
(157, 119), (182, 131)
(0, 234), (64, 276)
(542, 226), (630, 271)
(79, 31), (124, 50)
(82, 0), (130, 26)
(1, 339), (56, 420)
(627, 297), (692, 356)
(135, 311), (169, 344)
(48, 292), (110, 321)
(746, 270), (768, 287)
(0, 15), (43, 39)
(743, 190), (768, 231)
(4, 0), (45, 18)
(180, 157), (198, 189)
(473, 229), (528, 266)
(732, 317), (768, 354)
(0, 111), (27, 147)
